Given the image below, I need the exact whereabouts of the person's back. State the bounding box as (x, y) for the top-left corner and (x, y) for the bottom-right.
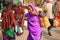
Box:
(44, 0), (54, 36)
(45, 3), (54, 19)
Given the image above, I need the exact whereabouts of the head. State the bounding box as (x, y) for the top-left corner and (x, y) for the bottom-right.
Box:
(3, 3), (8, 12)
(39, 8), (43, 13)
(3, 6), (7, 12)
(42, 2), (46, 5)
(7, 3), (13, 10)
(8, 6), (11, 10)
(27, 4), (37, 13)
(47, 0), (52, 3)
(18, 2), (22, 7)
(10, 3), (13, 9)
(57, 0), (60, 1)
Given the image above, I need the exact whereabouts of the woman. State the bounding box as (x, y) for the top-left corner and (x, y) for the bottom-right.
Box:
(54, 0), (60, 26)
(15, 2), (25, 35)
(26, 4), (42, 40)
(1, 4), (16, 40)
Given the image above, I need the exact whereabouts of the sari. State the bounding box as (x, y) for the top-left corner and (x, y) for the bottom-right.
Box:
(15, 7), (24, 28)
(1, 10), (15, 40)
(15, 3), (25, 35)
(27, 4), (42, 40)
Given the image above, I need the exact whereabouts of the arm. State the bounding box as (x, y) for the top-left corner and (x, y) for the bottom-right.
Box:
(1, 12), (4, 20)
(31, 11), (37, 16)
(10, 11), (16, 27)
(21, 9), (25, 27)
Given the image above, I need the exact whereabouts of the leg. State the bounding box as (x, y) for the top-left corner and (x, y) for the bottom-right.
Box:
(8, 36), (15, 40)
(27, 33), (34, 40)
(2, 32), (9, 40)
(40, 32), (42, 40)
(48, 19), (54, 36)
(8, 33), (15, 40)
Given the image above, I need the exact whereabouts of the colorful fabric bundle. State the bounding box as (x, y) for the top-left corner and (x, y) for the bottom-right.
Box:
(54, 19), (59, 27)
(39, 16), (50, 28)
(54, 14), (60, 27)
(15, 25), (23, 35)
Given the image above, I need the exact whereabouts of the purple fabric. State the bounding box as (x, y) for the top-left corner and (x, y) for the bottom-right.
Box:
(29, 4), (37, 12)
(27, 4), (42, 40)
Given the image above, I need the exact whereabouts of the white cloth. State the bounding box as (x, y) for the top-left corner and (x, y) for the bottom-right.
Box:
(45, 3), (54, 19)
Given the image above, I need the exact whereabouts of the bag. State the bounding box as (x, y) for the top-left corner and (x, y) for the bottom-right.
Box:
(6, 29), (14, 38)
(3, 29), (14, 38)
(39, 18), (45, 27)
(17, 27), (23, 34)
(39, 16), (50, 28)
(15, 25), (23, 34)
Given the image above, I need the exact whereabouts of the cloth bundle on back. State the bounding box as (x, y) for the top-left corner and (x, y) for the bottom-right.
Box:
(39, 9), (50, 28)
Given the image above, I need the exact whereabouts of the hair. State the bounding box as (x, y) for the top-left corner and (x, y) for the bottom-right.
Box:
(28, 5), (34, 11)
(59, 11), (60, 13)
(18, 2), (22, 7)
(7, 2), (13, 10)
(57, 0), (60, 1)
(47, 0), (52, 3)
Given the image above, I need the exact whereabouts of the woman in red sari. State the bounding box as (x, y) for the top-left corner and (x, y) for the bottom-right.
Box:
(55, 11), (60, 26)
(15, 2), (25, 35)
(1, 4), (16, 40)
(54, 0), (60, 27)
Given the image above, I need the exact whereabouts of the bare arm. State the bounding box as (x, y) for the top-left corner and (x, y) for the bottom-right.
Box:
(31, 11), (37, 16)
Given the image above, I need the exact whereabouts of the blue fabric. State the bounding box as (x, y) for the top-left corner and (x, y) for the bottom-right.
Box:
(17, 27), (22, 34)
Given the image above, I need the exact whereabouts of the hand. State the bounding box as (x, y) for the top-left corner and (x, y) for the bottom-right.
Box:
(38, 34), (40, 39)
(32, 11), (37, 15)
(15, 22), (19, 26)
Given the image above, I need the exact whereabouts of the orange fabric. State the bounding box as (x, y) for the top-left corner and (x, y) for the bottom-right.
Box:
(55, 14), (60, 26)
(54, 19), (59, 27)
(39, 16), (50, 28)
(7, 10), (16, 26)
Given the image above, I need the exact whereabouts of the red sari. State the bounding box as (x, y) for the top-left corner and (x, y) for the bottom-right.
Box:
(15, 7), (25, 30)
(2, 10), (16, 29)
(1, 10), (16, 40)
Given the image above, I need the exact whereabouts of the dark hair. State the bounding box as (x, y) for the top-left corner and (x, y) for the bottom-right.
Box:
(18, 2), (22, 7)
(59, 11), (60, 13)
(44, 10), (47, 13)
(3, 3), (8, 7)
(57, 0), (60, 1)
(39, 11), (42, 13)
(28, 5), (34, 11)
